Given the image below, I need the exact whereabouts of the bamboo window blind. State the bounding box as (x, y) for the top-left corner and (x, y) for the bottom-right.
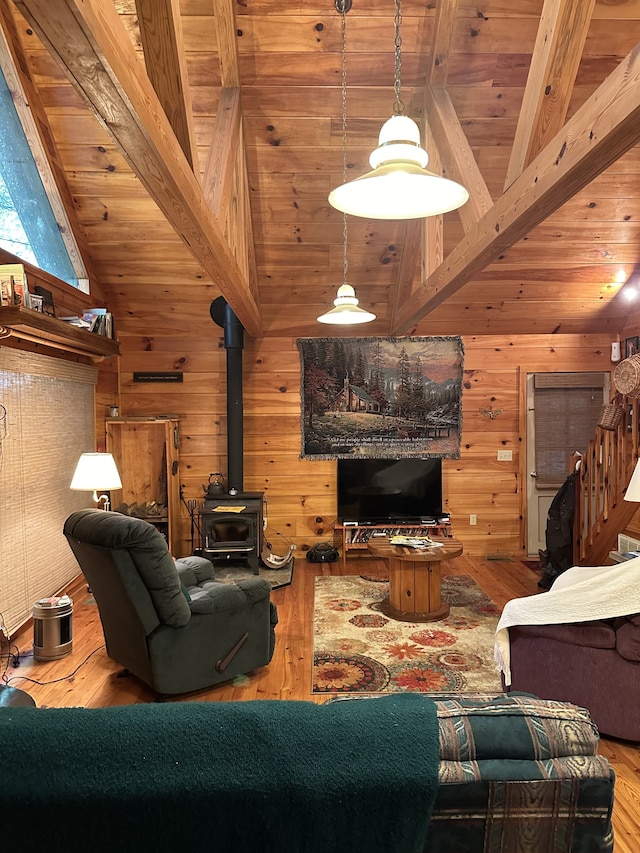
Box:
(533, 372), (607, 488)
(0, 348), (96, 635)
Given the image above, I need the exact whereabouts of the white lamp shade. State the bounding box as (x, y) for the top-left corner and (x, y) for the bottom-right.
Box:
(329, 163), (469, 220)
(70, 452), (122, 492)
(369, 115), (429, 169)
(625, 458), (640, 502)
(317, 284), (376, 325)
(329, 114), (469, 220)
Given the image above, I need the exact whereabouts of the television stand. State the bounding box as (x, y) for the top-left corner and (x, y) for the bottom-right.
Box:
(334, 520), (452, 568)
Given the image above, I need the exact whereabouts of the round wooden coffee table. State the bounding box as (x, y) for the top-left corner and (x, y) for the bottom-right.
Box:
(367, 537), (463, 622)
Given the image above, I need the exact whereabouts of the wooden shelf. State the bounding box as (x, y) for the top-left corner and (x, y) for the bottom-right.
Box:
(335, 521), (453, 567)
(0, 305), (119, 361)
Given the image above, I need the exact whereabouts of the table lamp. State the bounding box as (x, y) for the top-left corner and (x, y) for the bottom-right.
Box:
(70, 452), (122, 511)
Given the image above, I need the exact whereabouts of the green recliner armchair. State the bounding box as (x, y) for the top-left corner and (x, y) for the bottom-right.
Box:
(63, 509), (278, 695)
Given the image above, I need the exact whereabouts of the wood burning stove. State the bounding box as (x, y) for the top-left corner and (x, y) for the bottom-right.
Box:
(197, 492), (263, 574)
(197, 299), (266, 573)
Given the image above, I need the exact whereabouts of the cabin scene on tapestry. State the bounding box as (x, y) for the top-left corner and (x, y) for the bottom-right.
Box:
(298, 337), (464, 459)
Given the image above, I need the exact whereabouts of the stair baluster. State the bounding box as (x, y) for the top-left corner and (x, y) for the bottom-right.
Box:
(575, 396), (640, 565)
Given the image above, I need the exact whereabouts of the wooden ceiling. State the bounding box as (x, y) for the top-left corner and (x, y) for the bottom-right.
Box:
(5, 0), (640, 339)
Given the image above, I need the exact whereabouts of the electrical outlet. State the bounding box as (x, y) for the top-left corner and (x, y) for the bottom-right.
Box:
(497, 449), (512, 461)
(470, 514), (477, 525)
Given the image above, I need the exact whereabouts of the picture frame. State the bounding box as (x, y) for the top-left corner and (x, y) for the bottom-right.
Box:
(29, 293), (44, 312)
(625, 336), (639, 358)
(34, 285), (55, 316)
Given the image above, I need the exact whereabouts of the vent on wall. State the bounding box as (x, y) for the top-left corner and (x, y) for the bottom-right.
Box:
(618, 533), (640, 553)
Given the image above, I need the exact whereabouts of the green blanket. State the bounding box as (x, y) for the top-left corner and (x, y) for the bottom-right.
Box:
(2, 694), (439, 853)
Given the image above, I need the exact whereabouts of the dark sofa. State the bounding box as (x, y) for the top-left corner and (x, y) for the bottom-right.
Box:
(2, 693), (615, 853)
(505, 614), (640, 741)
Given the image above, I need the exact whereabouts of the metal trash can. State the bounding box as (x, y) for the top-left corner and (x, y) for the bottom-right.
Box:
(33, 595), (73, 661)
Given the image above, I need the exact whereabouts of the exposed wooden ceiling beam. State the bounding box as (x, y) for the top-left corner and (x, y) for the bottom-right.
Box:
(134, 0), (199, 172)
(203, 89), (257, 299)
(214, 0), (240, 88)
(425, 86), (493, 232)
(15, 0), (263, 337)
(421, 121), (444, 288)
(0, 3), (100, 295)
(427, 0), (458, 88)
(390, 119), (443, 332)
(207, 0), (259, 316)
(422, 0), (491, 231)
(394, 0), (490, 332)
(241, 147), (259, 308)
(203, 87), (242, 218)
(504, 0), (596, 190)
(393, 43), (640, 335)
(390, 218), (422, 329)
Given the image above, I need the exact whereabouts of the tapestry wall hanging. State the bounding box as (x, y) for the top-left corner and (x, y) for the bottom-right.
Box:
(297, 336), (464, 459)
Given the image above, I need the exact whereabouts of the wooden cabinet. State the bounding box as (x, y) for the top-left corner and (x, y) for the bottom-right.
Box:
(335, 521), (453, 568)
(106, 417), (181, 555)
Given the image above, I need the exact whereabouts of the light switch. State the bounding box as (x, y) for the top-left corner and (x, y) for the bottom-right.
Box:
(497, 450), (512, 461)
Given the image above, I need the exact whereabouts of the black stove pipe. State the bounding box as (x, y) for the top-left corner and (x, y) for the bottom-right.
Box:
(210, 297), (244, 493)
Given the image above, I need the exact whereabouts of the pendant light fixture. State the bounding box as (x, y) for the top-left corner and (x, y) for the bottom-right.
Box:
(328, 0), (469, 220)
(318, 0), (375, 325)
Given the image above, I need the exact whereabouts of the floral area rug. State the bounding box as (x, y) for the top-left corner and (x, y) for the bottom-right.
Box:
(313, 574), (502, 694)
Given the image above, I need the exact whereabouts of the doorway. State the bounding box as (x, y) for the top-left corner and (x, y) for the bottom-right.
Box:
(526, 372), (609, 556)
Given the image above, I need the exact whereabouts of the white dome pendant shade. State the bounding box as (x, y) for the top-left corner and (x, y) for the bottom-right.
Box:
(328, 114), (469, 220)
(317, 283), (376, 325)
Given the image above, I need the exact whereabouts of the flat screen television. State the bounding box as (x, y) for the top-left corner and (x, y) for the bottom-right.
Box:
(337, 458), (443, 524)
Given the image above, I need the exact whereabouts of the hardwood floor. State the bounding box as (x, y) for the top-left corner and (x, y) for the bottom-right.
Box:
(4, 555), (639, 850)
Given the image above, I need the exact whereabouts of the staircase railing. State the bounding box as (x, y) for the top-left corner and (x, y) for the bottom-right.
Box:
(575, 395), (640, 566)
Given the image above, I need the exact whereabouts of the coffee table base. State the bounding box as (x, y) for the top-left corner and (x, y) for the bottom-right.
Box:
(367, 538), (463, 624)
(380, 598), (450, 623)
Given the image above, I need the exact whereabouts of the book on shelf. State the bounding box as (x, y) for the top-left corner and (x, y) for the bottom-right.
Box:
(82, 307), (105, 324)
(0, 272), (12, 307)
(91, 311), (113, 338)
(61, 309), (113, 338)
(60, 315), (93, 328)
(0, 263), (29, 308)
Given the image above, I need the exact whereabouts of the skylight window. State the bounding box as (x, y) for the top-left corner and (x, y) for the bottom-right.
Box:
(0, 169), (36, 264)
(0, 65), (80, 288)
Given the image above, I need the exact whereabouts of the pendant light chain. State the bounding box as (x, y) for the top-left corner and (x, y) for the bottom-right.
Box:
(328, 0), (468, 220)
(393, 0), (404, 116)
(339, 0), (349, 286)
(319, 0), (376, 323)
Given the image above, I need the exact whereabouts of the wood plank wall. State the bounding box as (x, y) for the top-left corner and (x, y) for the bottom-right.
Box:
(112, 331), (613, 559)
